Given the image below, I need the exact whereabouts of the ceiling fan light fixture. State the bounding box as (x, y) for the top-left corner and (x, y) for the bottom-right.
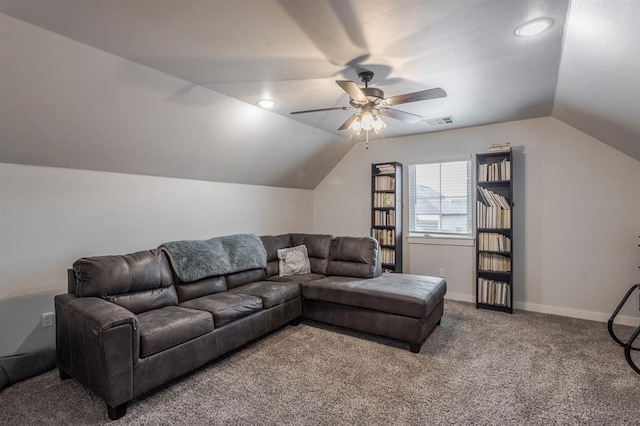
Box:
(515, 18), (554, 37)
(348, 114), (363, 135)
(361, 109), (375, 131)
(257, 99), (276, 108)
(372, 115), (387, 134)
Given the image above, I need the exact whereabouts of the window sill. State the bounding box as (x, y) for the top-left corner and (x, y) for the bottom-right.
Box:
(407, 235), (475, 247)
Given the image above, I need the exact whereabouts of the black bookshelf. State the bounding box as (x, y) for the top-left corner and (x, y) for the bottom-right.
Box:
(371, 162), (403, 273)
(475, 151), (513, 313)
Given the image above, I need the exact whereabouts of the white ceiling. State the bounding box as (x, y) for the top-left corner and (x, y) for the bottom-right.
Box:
(0, 0), (638, 189)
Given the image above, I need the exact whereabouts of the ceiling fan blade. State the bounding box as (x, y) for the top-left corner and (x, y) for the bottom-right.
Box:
(378, 108), (423, 124)
(384, 88), (447, 106)
(338, 113), (359, 131)
(336, 80), (368, 102)
(290, 106), (353, 115)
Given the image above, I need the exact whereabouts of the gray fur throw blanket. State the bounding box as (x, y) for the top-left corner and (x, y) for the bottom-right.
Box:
(159, 233), (267, 282)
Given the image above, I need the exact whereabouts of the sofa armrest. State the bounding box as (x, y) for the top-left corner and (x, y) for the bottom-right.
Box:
(55, 294), (139, 407)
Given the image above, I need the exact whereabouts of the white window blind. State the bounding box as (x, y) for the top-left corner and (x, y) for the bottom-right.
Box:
(408, 160), (472, 237)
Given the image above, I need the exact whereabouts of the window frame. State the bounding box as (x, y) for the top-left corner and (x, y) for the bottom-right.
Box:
(407, 156), (473, 241)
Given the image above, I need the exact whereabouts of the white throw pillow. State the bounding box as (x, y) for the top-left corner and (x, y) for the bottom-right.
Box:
(277, 245), (311, 276)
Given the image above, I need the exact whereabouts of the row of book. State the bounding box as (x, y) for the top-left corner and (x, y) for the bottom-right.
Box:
(380, 248), (396, 265)
(373, 192), (395, 208)
(478, 159), (511, 182)
(477, 232), (511, 252)
(478, 278), (511, 307)
(373, 229), (395, 246)
(373, 175), (396, 191)
(375, 163), (396, 175)
(478, 253), (511, 272)
(373, 209), (396, 227)
(478, 187), (510, 209)
(477, 202), (511, 229)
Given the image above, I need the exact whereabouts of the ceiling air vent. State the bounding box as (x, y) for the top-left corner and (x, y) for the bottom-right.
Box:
(425, 116), (455, 127)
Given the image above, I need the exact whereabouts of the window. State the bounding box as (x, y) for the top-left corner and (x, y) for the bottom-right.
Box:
(408, 159), (472, 237)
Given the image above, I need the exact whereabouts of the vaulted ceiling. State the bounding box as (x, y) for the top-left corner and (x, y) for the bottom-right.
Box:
(0, 0), (638, 189)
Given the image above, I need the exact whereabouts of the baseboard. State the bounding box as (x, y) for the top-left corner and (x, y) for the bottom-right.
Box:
(444, 293), (640, 327)
(444, 292), (473, 303)
(513, 301), (640, 327)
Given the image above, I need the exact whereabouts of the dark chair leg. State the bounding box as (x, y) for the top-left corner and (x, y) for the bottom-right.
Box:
(59, 369), (71, 380)
(624, 324), (640, 375)
(289, 317), (301, 326)
(608, 284), (640, 350)
(409, 343), (422, 353)
(107, 402), (128, 421)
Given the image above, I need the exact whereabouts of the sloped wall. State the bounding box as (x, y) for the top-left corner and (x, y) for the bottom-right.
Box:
(0, 12), (345, 190)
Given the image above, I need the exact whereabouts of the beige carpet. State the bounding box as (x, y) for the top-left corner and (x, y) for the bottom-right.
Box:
(1, 300), (639, 425)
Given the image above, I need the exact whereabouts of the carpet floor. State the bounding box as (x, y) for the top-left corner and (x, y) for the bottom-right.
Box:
(1, 300), (639, 425)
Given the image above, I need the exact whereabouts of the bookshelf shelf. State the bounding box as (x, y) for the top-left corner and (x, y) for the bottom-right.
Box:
(372, 162), (403, 273)
(478, 250), (511, 256)
(478, 270), (511, 277)
(476, 150), (513, 313)
(476, 303), (512, 313)
(478, 180), (510, 188)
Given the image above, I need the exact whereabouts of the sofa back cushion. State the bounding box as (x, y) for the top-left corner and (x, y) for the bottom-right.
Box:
(225, 268), (268, 290)
(290, 234), (333, 274)
(261, 234), (292, 277)
(326, 237), (381, 278)
(72, 249), (178, 314)
(175, 275), (227, 302)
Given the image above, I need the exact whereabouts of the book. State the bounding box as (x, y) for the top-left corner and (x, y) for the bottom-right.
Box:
(488, 142), (511, 152)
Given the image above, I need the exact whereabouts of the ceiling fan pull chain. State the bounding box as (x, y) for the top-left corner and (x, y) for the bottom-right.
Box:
(366, 130), (369, 150)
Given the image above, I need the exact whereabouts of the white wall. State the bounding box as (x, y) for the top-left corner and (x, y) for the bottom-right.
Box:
(0, 162), (313, 356)
(314, 117), (640, 324)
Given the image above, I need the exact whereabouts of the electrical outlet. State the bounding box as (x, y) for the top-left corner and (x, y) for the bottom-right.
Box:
(439, 268), (446, 278)
(41, 312), (54, 328)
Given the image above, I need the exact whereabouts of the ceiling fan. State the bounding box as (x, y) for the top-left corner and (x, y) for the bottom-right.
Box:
(290, 71), (447, 135)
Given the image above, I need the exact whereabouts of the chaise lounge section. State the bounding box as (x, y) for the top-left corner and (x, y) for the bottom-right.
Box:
(56, 233), (446, 420)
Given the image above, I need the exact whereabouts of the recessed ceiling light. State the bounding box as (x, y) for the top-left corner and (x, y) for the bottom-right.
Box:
(257, 99), (276, 108)
(515, 18), (554, 37)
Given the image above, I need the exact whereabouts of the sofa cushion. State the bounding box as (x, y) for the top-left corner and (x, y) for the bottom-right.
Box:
(302, 274), (446, 319)
(290, 234), (333, 274)
(175, 276), (227, 303)
(225, 268), (267, 290)
(179, 293), (263, 327)
(229, 281), (300, 309)
(301, 276), (365, 303)
(137, 306), (214, 358)
(326, 237), (380, 278)
(261, 234), (292, 277)
(277, 245), (311, 276)
(106, 286), (179, 315)
(267, 273), (326, 284)
(73, 249), (178, 314)
(73, 249), (174, 297)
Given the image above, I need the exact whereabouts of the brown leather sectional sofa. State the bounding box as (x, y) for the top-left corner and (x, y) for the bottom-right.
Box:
(55, 233), (446, 420)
